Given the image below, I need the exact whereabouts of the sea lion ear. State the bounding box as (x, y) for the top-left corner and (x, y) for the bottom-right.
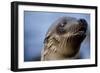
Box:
(78, 19), (88, 30)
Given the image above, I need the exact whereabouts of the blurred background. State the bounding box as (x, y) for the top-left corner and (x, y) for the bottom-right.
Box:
(24, 11), (90, 62)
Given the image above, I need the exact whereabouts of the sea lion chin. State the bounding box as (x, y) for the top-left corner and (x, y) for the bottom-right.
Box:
(41, 16), (88, 61)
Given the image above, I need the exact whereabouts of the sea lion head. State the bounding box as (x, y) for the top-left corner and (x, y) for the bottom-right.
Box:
(43, 16), (88, 60)
(56, 17), (87, 42)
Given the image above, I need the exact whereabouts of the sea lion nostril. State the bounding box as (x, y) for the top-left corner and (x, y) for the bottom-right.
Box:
(78, 19), (87, 32)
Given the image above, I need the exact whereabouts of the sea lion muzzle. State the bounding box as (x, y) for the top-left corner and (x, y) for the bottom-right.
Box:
(78, 19), (87, 33)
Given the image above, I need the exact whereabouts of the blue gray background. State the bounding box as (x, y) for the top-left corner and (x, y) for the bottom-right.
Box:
(24, 11), (90, 62)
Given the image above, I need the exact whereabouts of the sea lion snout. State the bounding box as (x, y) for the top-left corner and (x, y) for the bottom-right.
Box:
(78, 19), (88, 33)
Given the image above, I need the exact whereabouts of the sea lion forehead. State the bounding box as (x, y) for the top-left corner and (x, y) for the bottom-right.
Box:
(46, 17), (79, 36)
(58, 17), (77, 21)
(56, 16), (78, 25)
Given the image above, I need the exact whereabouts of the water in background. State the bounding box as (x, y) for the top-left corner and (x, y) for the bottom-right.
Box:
(24, 11), (90, 62)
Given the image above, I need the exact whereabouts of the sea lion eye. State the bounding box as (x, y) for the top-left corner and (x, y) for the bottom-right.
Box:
(57, 19), (67, 27)
(59, 21), (67, 27)
(63, 21), (67, 25)
(56, 24), (66, 34)
(58, 23), (63, 27)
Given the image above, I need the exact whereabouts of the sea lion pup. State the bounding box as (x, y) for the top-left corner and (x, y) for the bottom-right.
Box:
(41, 16), (88, 61)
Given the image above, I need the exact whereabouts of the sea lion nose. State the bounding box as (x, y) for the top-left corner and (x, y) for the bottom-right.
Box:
(78, 19), (88, 32)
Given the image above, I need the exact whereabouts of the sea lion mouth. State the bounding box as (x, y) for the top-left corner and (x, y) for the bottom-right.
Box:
(73, 19), (87, 36)
(73, 26), (87, 40)
(77, 19), (87, 33)
(74, 26), (86, 35)
(67, 23), (87, 44)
